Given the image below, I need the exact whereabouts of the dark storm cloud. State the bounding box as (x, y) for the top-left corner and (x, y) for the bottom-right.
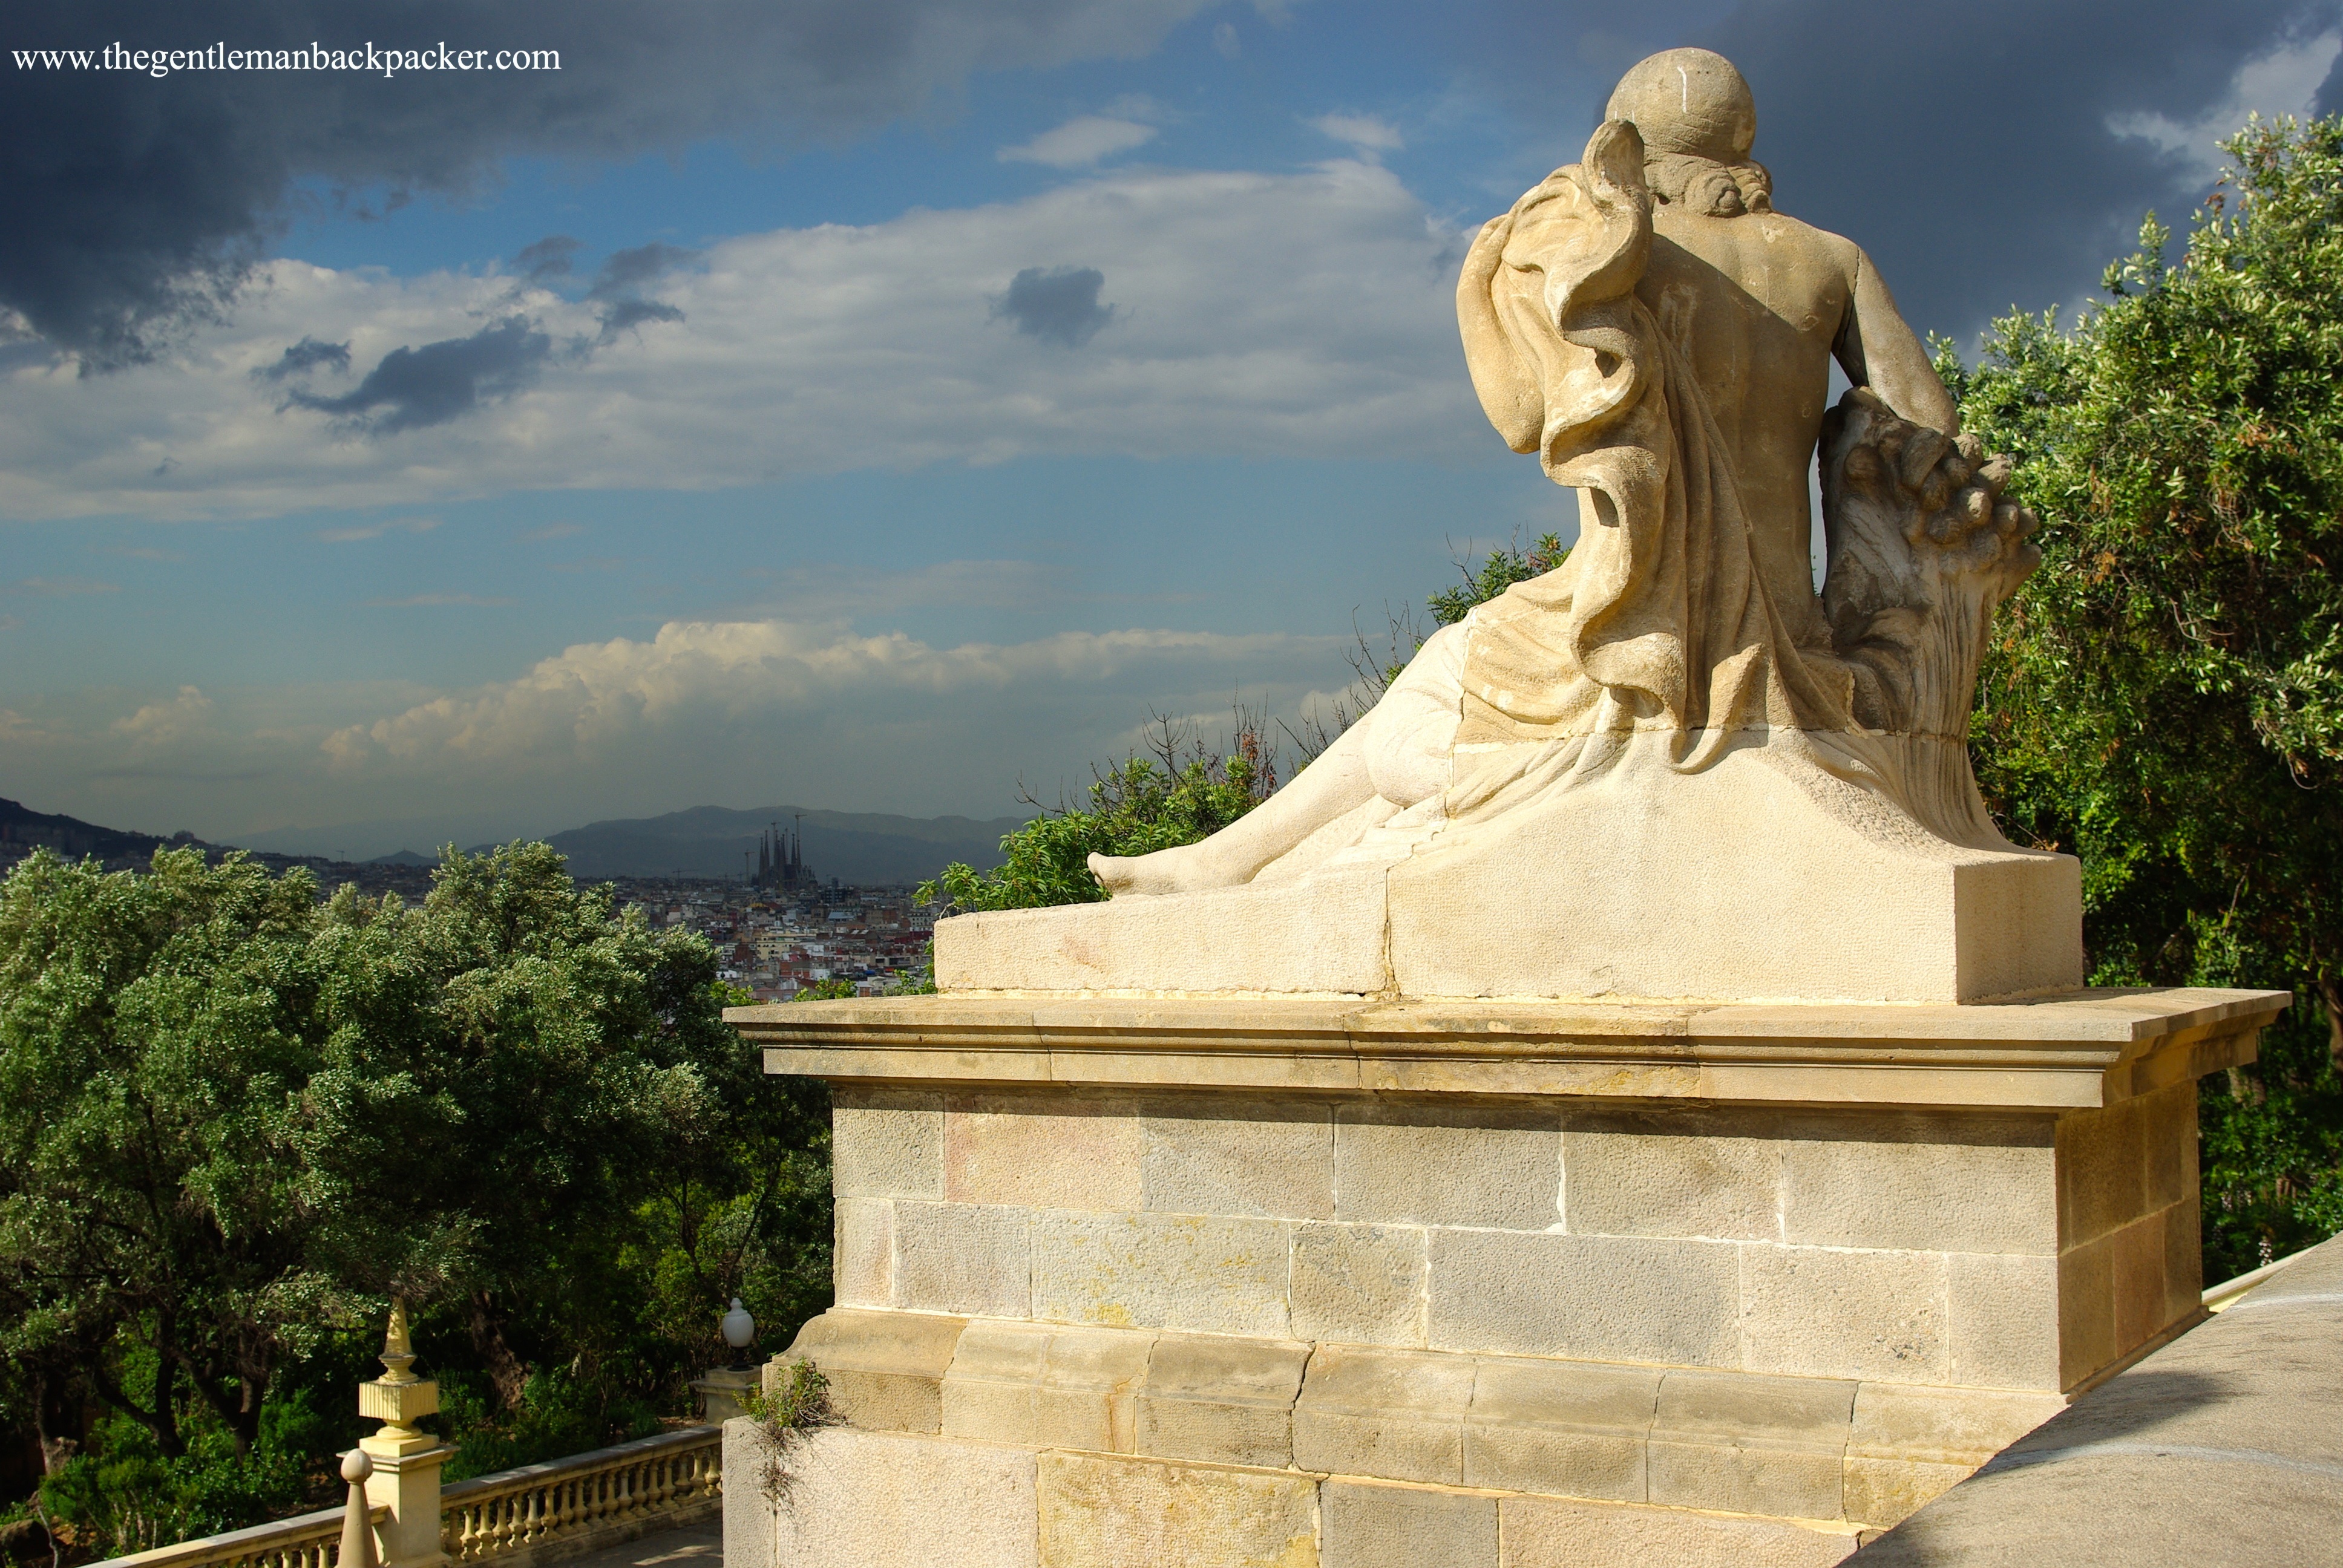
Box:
(995, 266), (1116, 347)
(255, 335), (351, 381)
(585, 243), (700, 301)
(594, 298), (686, 343)
(1, 0), (1217, 367)
(1456, 0), (2342, 347)
(1699, 0), (2343, 342)
(289, 317), (550, 431)
(515, 235), (583, 283)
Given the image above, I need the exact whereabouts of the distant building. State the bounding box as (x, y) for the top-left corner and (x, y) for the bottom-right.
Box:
(749, 817), (818, 893)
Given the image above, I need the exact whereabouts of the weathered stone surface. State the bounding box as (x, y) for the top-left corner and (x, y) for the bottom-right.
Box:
(1320, 1479), (1498, 1568)
(761, 1426), (1038, 1568)
(1562, 1119), (1782, 1242)
(1333, 1103), (1559, 1229)
(1498, 1494), (1858, 1567)
(1037, 1452), (1318, 1568)
(1777, 1118), (2056, 1255)
(2112, 1209), (2175, 1351)
(833, 1197), (893, 1309)
(1646, 1370), (1855, 1520)
(894, 1202), (1032, 1319)
(2056, 1232), (2117, 1389)
(1293, 1345), (1475, 1485)
(1032, 1210), (1291, 1337)
(946, 1093), (1143, 1210)
(1141, 1099), (1334, 1220)
(778, 1309), (966, 1434)
(1428, 1229), (1738, 1365)
(2160, 1192), (2203, 1325)
(831, 1088), (945, 1200)
(1138, 1334), (1311, 1469)
(942, 1320), (1155, 1454)
(741, 989), (2287, 1113)
(2056, 1094), (2148, 1248)
(1463, 1355), (1656, 1503)
(934, 861), (1393, 998)
(1942, 1251), (2060, 1391)
(1840, 1383), (2060, 1528)
(1739, 1246), (1947, 1383)
(720, 1417), (775, 1568)
(1289, 1223), (1426, 1348)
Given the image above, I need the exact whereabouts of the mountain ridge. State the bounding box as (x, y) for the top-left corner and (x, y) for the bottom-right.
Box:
(1, 795), (1029, 887)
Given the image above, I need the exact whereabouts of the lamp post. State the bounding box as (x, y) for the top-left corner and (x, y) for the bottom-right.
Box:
(692, 1298), (761, 1423)
(721, 1298), (756, 1369)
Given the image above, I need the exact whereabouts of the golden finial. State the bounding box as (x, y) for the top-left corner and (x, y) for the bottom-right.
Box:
(378, 1296), (419, 1386)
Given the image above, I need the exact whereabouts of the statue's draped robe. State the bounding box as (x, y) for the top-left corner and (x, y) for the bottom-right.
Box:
(1429, 122), (2005, 851)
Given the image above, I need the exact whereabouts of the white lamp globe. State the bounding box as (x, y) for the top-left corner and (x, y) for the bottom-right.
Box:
(720, 1298), (755, 1359)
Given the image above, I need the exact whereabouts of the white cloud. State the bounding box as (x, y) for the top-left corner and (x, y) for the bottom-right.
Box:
(1309, 113), (1404, 155)
(319, 617), (1318, 779)
(2108, 29), (2341, 181)
(111, 685), (214, 748)
(0, 612), (1348, 854)
(0, 160), (1478, 521)
(318, 515), (441, 543)
(999, 114), (1160, 167)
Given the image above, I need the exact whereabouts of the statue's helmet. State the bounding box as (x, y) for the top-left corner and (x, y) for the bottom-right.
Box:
(1603, 48), (1755, 163)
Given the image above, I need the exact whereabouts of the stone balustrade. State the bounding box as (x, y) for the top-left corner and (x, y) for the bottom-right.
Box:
(441, 1428), (723, 1568)
(91, 1504), (390, 1568)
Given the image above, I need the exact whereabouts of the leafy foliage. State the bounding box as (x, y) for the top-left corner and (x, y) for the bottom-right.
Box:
(1949, 116), (2343, 1276)
(917, 716), (1277, 912)
(0, 844), (832, 1552)
(1427, 532), (1570, 627)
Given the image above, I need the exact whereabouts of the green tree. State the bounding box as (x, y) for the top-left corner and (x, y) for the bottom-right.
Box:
(919, 715), (1277, 912)
(1946, 116), (2343, 1274)
(1427, 532), (1570, 627)
(0, 843), (835, 1543)
(0, 848), (339, 1465)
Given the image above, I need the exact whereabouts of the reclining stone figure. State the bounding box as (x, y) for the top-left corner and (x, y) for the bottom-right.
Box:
(940, 48), (2071, 1004)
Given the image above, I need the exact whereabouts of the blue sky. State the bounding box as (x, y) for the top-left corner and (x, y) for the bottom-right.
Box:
(3, 0), (2338, 857)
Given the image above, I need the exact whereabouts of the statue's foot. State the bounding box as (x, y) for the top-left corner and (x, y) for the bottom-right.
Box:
(1089, 846), (1225, 897)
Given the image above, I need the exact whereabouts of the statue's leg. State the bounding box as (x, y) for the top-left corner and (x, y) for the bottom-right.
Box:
(1089, 722), (1379, 895)
(1090, 624), (1470, 896)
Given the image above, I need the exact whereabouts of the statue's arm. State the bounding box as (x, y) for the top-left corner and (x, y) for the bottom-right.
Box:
(1833, 246), (1958, 437)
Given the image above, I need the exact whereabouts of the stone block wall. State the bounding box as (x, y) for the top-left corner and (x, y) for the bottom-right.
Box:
(831, 1081), (2203, 1394)
(727, 1422), (1876, 1568)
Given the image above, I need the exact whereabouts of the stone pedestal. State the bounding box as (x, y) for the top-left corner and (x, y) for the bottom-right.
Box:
(358, 1336), (448, 1568)
(357, 1429), (451, 1568)
(724, 987), (2283, 1567)
(692, 1367), (761, 1426)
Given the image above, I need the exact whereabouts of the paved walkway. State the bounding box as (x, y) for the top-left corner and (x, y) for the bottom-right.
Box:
(1850, 1232), (2343, 1565)
(555, 1518), (722, 1568)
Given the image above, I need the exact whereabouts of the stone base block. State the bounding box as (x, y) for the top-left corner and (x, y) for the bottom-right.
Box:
(1040, 1451), (1319, 1568)
(718, 1423), (1871, 1568)
(770, 1311), (2062, 1538)
(934, 742), (2085, 1005)
(1497, 1493), (1858, 1567)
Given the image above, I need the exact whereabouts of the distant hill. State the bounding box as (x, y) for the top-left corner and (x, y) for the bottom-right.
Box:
(0, 796), (183, 869)
(542, 804), (1030, 886)
(366, 849), (436, 866)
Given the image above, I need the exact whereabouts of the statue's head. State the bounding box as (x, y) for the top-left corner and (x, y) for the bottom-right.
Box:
(1604, 48), (1769, 216)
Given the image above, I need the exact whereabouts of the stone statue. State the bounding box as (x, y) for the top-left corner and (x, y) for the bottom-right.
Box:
(940, 48), (2080, 1003)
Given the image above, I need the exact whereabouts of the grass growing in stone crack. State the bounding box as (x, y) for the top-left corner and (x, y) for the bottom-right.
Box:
(739, 1361), (836, 1508)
